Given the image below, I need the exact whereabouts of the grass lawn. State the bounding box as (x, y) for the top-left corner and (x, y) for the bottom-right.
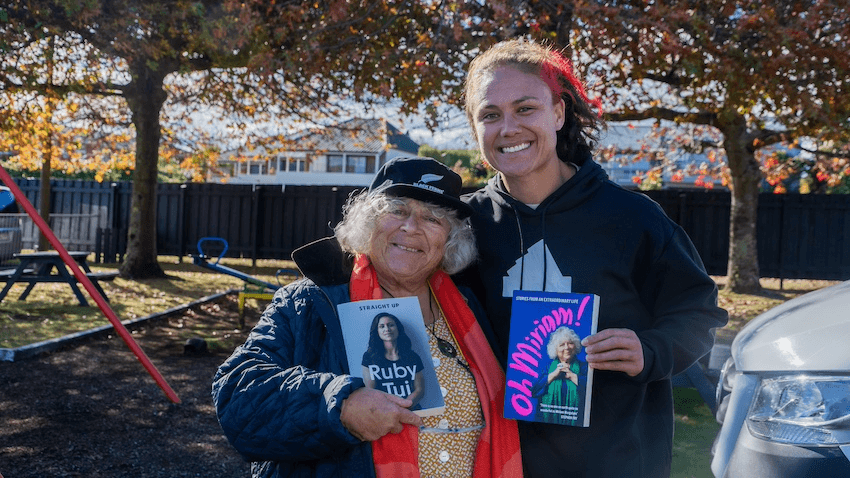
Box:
(0, 254), (298, 349)
(0, 253), (841, 477)
(673, 387), (721, 478)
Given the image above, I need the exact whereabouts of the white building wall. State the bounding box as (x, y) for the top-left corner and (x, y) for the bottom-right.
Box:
(223, 148), (415, 186)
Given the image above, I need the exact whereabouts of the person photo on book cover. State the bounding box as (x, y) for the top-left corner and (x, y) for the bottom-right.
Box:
(531, 326), (587, 426)
(212, 156), (522, 478)
(361, 312), (425, 411)
(457, 39), (729, 477)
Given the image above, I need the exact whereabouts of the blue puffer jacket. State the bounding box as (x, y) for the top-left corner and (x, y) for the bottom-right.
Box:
(212, 238), (375, 477)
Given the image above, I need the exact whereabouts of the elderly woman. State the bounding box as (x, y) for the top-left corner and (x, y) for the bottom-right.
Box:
(531, 326), (587, 426)
(212, 156), (521, 478)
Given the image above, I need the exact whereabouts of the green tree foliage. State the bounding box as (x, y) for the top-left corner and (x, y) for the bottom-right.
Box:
(418, 145), (493, 188)
(418, 145), (477, 168)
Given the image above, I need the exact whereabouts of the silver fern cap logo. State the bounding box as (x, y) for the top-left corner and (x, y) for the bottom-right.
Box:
(414, 174), (444, 193)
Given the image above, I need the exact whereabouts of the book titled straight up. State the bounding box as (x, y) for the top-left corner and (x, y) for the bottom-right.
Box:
(504, 290), (599, 427)
(337, 296), (445, 417)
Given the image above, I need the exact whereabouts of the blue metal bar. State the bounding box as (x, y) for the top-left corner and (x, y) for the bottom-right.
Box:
(192, 237), (279, 292)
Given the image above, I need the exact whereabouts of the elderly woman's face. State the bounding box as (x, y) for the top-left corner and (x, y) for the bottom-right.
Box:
(556, 339), (577, 363)
(370, 198), (450, 286)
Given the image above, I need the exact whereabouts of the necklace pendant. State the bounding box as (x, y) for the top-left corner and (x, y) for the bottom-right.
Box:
(438, 338), (457, 358)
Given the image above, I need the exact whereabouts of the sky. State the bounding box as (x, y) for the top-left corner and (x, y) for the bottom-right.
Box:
(361, 102), (654, 152)
(181, 87), (662, 155)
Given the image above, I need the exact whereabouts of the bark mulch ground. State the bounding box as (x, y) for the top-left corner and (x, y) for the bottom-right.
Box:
(0, 294), (256, 478)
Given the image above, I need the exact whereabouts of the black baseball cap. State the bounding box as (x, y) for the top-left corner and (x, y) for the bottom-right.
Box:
(369, 156), (474, 218)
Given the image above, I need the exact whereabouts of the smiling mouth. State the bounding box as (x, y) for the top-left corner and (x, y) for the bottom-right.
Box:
(393, 243), (421, 253)
(499, 142), (530, 154)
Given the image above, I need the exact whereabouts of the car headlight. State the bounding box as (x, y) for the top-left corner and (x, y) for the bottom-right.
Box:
(747, 375), (850, 446)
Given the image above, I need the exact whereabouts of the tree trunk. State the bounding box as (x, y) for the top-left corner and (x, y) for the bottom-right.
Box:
(721, 114), (762, 293)
(119, 64), (168, 279)
(38, 154), (51, 252)
(39, 35), (54, 252)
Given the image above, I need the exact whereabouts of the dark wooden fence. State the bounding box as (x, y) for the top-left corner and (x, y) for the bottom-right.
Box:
(4, 179), (117, 253)
(7, 178), (850, 280)
(154, 183), (361, 260)
(643, 190), (850, 280)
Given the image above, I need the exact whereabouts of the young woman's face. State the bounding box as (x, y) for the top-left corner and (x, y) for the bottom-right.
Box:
(377, 316), (399, 342)
(470, 66), (565, 183)
(369, 198), (450, 287)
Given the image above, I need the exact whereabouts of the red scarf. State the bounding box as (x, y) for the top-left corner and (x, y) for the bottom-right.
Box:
(350, 255), (522, 478)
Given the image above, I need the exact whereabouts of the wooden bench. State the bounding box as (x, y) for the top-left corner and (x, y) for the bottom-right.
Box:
(1, 269), (117, 282)
(1, 268), (34, 279)
(82, 271), (119, 303)
(85, 271), (119, 282)
(0, 251), (116, 306)
(1, 270), (118, 305)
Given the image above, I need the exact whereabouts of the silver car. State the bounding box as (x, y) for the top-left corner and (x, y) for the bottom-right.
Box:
(711, 280), (850, 477)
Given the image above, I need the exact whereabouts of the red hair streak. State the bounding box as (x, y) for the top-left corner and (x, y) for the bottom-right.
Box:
(541, 52), (603, 118)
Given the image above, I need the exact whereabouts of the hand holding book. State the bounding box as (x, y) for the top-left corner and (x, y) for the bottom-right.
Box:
(341, 387), (423, 441)
(582, 328), (645, 377)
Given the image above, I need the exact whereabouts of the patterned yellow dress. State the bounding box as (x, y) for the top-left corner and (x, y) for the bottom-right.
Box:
(418, 303), (485, 478)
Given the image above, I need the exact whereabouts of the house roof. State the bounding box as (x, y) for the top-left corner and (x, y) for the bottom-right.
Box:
(287, 118), (420, 155)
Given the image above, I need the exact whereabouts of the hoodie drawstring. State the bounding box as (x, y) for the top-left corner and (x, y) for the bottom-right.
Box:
(511, 201), (553, 292)
(511, 203), (525, 291)
(539, 203), (553, 292)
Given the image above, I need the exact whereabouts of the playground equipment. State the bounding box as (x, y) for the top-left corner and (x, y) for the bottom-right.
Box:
(0, 156), (181, 403)
(191, 237), (301, 326)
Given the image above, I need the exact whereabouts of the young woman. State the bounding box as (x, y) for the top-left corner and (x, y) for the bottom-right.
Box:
(460, 39), (728, 478)
(361, 312), (425, 410)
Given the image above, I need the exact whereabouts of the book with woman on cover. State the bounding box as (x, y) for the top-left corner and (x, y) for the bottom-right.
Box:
(337, 296), (445, 417)
(504, 290), (599, 427)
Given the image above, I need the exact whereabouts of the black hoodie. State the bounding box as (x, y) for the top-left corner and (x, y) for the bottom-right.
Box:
(460, 157), (728, 478)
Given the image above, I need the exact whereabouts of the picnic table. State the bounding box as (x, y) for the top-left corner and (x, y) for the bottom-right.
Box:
(0, 251), (118, 306)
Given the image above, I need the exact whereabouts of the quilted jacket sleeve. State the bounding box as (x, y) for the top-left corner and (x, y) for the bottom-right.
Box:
(211, 282), (363, 463)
